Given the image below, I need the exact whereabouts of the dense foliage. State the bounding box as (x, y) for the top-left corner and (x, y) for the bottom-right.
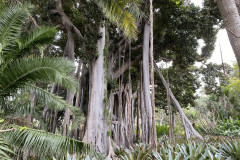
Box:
(1, 0), (240, 159)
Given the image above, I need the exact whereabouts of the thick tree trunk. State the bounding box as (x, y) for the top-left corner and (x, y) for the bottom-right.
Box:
(217, 0), (240, 72)
(154, 62), (203, 139)
(122, 83), (136, 147)
(62, 30), (75, 136)
(142, 22), (153, 144)
(82, 26), (109, 154)
(114, 81), (124, 146)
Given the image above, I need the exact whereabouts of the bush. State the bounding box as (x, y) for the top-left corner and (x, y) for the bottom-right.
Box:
(215, 117), (240, 137)
(156, 124), (169, 138)
(156, 123), (185, 139)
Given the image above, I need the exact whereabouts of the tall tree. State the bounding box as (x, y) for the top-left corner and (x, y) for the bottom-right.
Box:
(82, 0), (140, 155)
(150, 0), (157, 148)
(216, 0), (240, 73)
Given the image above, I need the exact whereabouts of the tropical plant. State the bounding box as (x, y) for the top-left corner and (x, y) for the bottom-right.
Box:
(153, 144), (182, 160)
(0, 2), (88, 159)
(0, 137), (14, 160)
(0, 119), (14, 160)
(118, 143), (152, 160)
(218, 140), (240, 159)
(94, 0), (142, 39)
(156, 124), (169, 138)
(3, 126), (88, 159)
(215, 118), (240, 137)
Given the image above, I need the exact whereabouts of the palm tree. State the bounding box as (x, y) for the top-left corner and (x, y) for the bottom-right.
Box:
(95, 0), (142, 39)
(0, 2), (88, 159)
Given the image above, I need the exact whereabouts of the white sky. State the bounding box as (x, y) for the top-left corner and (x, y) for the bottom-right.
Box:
(192, 0), (236, 66)
(191, 0), (237, 96)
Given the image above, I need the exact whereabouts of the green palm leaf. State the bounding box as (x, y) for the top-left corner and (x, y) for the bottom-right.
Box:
(0, 138), (14, 160)
(95, 0), (140, 39)
(4, 126), (88, 158)
(17, 26), (58, 53)
(0, 2), (33, 52)
(25, 85), (83, 127)
(0, 57), (77, 97)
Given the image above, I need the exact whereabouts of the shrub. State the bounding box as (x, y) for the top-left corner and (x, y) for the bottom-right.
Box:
(215, 117), (240, 137)
(156, 124), (169, 138)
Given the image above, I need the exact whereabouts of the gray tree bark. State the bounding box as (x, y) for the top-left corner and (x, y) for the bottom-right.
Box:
(217, 0), (240, 73)
(136, 82), (141, 141)
(62, 30), (75, 136)
(82, 26), (109, 154)
(149, 0), (157, 148)
(142, 22), (153, 144)
(167, 71), (173, 140)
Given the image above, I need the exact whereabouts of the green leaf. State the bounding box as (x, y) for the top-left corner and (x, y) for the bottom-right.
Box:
(0, 57), (77, 98)
(5, 126), (90, 158)
(94, 0), (140, 39)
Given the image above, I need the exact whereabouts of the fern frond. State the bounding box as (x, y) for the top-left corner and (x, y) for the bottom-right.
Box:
(0, 93), (31, 118)
(17, 26), (58, 53)
(25, 85), (84, 126)
(0, 2), (33, 51)
(0, 138), (14, 160)
(0, 57), (77, 97)
(4, 126), (89, 158)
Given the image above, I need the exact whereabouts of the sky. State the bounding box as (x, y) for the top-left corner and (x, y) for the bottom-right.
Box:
(192, 0), (236, 66)
(191, 0), (237, 95)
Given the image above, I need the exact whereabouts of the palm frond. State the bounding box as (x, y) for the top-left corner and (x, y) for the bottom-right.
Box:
(0, 2), (33, 51)
(0, 57), (77, 97)
(95, 0), (139, 39)
(0, 92), (31, 118)
(25, 85), (84, 127)
(123, 0), (144, 21)
(17, 26), (58, 54)
(4, 126), (89, 158)
(0, 138), (14, 160)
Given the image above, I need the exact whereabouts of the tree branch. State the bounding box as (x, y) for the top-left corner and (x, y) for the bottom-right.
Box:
(0, 128), (15, 133)
(112, 55), (142, 79)
(154, 61), (203, 139)
(55, 0), (83, 39)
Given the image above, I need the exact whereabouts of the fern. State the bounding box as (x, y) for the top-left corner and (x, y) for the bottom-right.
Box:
(0, 2), (33, 52)
(0, 138), (14, 160)
(0, 57), (77, 97)
(17, 26), (58, 53)
(25, 85), (84, 127)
